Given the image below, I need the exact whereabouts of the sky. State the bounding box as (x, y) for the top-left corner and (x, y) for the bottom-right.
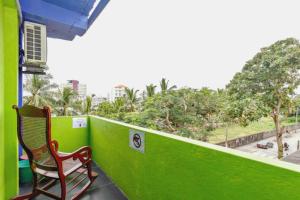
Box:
(47, 0), (300, 97)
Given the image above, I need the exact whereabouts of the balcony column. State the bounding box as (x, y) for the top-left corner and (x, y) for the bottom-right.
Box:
(0, 0), (19, 199)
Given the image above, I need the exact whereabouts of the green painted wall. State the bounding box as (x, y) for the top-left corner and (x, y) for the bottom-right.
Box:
(90, 116), (300, 200)
(0, 0), (5, 198)
(0, 1), (19, 199)
(52, 116), (90, 152)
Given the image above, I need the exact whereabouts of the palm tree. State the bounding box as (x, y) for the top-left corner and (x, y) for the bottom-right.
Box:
(160, 78), (177, 95)
(54, 87), (77, 116)
(124, 88), (139, 112)
(23, 74), (58, 107)
(146, 84), (157, 97)
(83, 94), (95, 115)
(113, 97), (125, 113)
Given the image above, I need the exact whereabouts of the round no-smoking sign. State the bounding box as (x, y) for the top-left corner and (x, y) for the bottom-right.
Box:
(129, 130), (145, 153)
(133, 133), (142, 148)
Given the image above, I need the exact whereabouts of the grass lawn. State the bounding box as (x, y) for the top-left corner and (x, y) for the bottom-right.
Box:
(208, 117), (298, 144)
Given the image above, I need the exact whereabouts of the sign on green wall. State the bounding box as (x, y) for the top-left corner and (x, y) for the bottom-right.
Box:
(129, 129), (145, 153)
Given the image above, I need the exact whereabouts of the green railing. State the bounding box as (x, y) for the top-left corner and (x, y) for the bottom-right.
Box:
(56, 115), (300, 200)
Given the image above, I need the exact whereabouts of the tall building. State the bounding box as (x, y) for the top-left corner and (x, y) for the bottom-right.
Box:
(61, 80), (87, 98)
(111, 84), (127, 101)
(77, 84), (87, 98)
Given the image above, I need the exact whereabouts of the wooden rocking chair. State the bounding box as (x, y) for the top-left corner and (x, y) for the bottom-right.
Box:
(12, 105), (98, 200)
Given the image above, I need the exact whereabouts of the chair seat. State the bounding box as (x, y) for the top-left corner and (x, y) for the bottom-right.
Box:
(34, 152), (83, 179)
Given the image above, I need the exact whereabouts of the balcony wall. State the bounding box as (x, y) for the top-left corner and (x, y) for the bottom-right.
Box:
(52, 116), (90, 152)
(0, 1), (19, 199)
(3, 114), (300, 199)
(89, 116), (300, 200)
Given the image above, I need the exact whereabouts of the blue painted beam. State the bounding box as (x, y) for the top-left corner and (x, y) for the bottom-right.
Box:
(19, 0), (109, 40)
(42, 0), (95, 16)
(88, 0), (110, 29)
(20, 0), (87, 40)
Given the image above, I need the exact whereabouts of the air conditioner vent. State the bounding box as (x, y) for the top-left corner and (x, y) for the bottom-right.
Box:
(24, 21), (47, 66)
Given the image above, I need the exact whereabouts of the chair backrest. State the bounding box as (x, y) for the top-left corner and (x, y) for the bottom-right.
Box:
(13, 105), (58, 171)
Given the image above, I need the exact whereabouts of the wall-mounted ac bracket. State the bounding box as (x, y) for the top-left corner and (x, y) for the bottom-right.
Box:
(21, 63), (46, 75)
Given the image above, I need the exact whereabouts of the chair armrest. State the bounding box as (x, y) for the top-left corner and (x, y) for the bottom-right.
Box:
(51, 140), (59, 152)
(58, 146), (92, 164)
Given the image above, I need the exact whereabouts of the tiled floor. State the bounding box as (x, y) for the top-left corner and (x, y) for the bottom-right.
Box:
(19, 163), (128, 200)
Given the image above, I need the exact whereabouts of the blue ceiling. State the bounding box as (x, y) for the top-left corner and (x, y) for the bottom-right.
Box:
(19, 0), (110, 40)
(42, 0), (95, 16)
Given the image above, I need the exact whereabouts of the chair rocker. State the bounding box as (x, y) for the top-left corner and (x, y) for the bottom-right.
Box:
(12, 105), (98, 200)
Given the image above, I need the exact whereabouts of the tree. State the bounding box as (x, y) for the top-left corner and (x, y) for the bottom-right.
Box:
(160, 78), (177, 95)
(146, 84), (157, 97)
(120, 86), (226, 141)
(23, 73), (57, 107)
(124, 88), (216, 141)
(127, 91), (181, 132)
(227, 38), (300, 159)
(124, 88), (139, 112)
(217, 89), (251, 147)
(54, 87), (78, 116)
(97, 101), (115, 117)
(83, 94), (95, 115)
(193, 87), (220, 128)
(113, 97), (125, 113)
(97, 97), (126, 120)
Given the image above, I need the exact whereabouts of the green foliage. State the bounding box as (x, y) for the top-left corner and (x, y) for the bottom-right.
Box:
(146, 84), (156, 97)
(22, 38), (300, 147)
(227, 38), (300, 113)
(285, 116), (297, 123)
(53, 87), (78, 116)
(289, 94), (300, 116)
(209, 117), (297, 144)
(83, 94), (95, 115)
(113, 97), (126, 112)
(225, 97), (268, 127)
(227, 38), (300, 158)
(160, 78), (177, 95)
(97, 97), (126, 120)
(97, 101), (115, 116)
(123, 87), (224, 141)
(124, 88), (139, 112)
(23, 73), (58, 107)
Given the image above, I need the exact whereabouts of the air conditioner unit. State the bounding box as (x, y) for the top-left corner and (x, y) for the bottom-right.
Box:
(24, 21), (47, 66)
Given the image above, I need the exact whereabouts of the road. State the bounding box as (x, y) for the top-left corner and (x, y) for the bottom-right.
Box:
(236, 130), (300, 160)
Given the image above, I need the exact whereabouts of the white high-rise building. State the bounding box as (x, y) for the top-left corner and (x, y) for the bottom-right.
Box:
(111, 84), (127, 101)
(77, 84), (87, 97)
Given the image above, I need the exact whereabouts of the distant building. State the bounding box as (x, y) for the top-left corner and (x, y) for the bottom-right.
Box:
(61, 80), (87, 98)
(77, 84), (87, 98)
(92, 96), (107, 108)
(111, 84), (127, 101)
